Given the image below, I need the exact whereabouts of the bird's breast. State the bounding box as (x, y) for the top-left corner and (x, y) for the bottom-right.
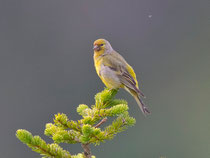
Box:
(94, 54), (102, 77)
(99, 64), (121, 89)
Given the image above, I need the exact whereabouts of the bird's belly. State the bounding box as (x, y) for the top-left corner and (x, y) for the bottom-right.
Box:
(100, 65), (121, 89)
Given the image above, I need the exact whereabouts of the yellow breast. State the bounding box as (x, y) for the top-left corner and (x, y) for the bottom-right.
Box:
(94, 53), (102, 77)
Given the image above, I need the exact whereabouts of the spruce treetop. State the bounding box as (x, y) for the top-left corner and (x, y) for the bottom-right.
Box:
(16, 88), (136, 158)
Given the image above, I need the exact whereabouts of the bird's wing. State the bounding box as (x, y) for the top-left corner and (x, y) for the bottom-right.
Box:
(102, 51), (145, 97)
(120, 65), (145, 97)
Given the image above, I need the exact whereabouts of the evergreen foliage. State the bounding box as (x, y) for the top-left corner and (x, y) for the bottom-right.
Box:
(16, 88), (136, 158)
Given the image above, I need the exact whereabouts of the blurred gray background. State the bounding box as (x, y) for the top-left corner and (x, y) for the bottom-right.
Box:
(1, 0), (210, 157)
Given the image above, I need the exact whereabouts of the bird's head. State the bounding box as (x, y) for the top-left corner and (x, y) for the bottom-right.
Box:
(93, 39), (113, 55)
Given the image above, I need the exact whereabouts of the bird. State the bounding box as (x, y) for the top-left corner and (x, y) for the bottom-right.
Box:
(93, 39), (150, 115)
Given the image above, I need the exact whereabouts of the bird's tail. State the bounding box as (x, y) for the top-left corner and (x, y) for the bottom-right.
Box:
(133, 95), (150, 115)
(125, 87), (150, 115)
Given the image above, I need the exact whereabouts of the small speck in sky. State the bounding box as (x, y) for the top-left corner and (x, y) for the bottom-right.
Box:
(148, 15), (152, 18)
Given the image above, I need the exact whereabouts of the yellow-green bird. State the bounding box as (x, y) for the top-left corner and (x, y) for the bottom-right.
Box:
(93, 39), (150, 115)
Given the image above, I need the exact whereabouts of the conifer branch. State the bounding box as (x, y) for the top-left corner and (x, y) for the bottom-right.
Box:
(94, 117), (107, 128)
(16, 129), (72, 158)
(16, 88), (136, 158)
(81, 144), (91, 158)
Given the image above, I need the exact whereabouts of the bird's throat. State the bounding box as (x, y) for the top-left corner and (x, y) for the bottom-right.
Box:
(94, 49), (105, 57)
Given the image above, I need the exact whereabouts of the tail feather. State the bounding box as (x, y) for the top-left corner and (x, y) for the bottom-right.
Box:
(137, 88), (146, 98)
(134, 95), (150, 115)
(124, 86), (150, 115)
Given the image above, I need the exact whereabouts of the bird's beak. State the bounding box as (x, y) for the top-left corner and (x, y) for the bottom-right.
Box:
(93, 45), (100, 51)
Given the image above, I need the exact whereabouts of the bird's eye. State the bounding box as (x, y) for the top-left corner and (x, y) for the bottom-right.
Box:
(100, 44), (104, 46)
